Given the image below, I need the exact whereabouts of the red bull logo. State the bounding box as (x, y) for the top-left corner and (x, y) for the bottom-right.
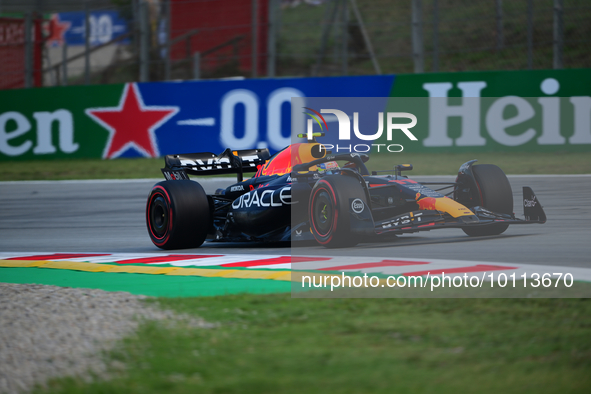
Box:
(415, 193), (475, 218)
(255, 143), (327, 177)
(416, 193), (438, 210)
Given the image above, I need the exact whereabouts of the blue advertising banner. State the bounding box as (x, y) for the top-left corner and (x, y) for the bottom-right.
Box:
(0, 75), (395, 160)
(47, 11), (130, 47)
(131, 75), (396, 158)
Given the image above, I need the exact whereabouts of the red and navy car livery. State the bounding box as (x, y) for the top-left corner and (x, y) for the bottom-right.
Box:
(146, 142), (546, 249)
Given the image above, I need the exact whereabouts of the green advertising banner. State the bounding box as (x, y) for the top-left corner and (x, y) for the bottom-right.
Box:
(386, 68), (591, 153)
(0, 84), (127, 161)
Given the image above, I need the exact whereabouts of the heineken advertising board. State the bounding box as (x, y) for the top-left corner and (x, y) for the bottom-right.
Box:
(0, 69), (589, 161)
(385, 68), (591, 153)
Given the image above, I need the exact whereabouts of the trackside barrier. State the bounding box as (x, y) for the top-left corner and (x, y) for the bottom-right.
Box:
(0, 69), (589, 161)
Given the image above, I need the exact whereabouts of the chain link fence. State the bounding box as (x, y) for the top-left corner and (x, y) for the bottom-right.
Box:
(0, 0), (589, 89)
(278, 0), (591, 76)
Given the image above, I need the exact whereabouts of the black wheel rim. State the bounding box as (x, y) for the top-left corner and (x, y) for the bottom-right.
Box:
(313, 190), (333, 236)
(150, 195), (169, 238)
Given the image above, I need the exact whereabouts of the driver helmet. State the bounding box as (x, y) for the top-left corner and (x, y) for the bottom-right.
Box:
(317, 161), (340, 174)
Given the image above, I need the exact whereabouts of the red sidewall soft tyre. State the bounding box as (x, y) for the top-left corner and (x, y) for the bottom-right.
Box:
(146, 186), (174, 247)
(309, 175), (366, 248)
(146, 180), (212, 249)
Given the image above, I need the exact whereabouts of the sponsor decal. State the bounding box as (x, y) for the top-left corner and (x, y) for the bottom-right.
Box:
(524, 195), (537, 208)
(417, 196), (438, 211)
(351, 198), (365, 214)
(230, 185), (245, 192)
(381, 212), (424, 228)
(178, 155), (259, 171)
(231, 186), (292, 209)
(397, 182), (444, 199)
(161, 169), (189, 181)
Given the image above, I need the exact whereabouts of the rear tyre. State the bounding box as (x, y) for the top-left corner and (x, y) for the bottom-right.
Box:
(146, 180), (212, 249)
(309, 175), (366, 248)
(463, 164), (513, 237)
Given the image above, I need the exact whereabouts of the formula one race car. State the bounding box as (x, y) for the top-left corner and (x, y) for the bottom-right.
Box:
(146, 139), (546, 249)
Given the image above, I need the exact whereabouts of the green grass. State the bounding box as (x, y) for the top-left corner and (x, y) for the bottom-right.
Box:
(1, 151), (589, 181)
(38, 295), (591, 394)
(0, 157), (166, 181)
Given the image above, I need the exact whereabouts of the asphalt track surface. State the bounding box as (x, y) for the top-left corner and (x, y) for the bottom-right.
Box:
(1, 175), (590, 269)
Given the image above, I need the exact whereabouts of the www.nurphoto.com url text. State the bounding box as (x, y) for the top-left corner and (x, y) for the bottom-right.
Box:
(302, 272), (575, 292)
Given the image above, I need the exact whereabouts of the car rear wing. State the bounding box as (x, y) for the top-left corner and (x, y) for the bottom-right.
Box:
(163, 148), (271, 182)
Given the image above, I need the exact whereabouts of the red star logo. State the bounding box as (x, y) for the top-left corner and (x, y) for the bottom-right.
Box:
(46, 14), (71, 46)
(86, 83), (179, 158)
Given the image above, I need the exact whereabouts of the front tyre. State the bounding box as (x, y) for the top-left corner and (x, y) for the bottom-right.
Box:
(463, 164), (513, 237)
(309, 175), (366, 248)
(146, 180), (211, 249)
